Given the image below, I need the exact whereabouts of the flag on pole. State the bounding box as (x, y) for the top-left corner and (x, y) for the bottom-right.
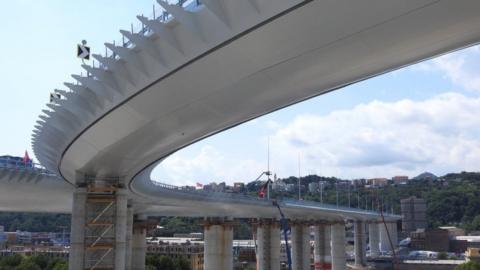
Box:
(23, 151), (30, 164)
(196, 182), (203, 188)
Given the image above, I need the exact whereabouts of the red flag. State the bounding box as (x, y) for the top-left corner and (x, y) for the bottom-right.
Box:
(258, 180), (272, 198)
(196, 182), (203, 188)
(23, 151), (30, 164)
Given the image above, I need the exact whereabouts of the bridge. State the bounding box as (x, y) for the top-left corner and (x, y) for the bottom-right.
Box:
(2, 0), (479, 269)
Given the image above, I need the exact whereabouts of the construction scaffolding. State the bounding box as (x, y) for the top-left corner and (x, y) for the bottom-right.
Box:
(84, 177), (120, 270)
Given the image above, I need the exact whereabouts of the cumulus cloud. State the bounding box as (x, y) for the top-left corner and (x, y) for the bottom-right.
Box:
(152, 145), (265, 186)
(154, 92), (480, 183)
(269, 93), (480, 178)
(414, 44), (480, 92)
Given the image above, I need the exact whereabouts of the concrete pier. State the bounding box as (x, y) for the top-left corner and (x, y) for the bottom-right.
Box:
(115, 189), (128, 270)
(132, 215), (148, 270)
(331, 222), (346, 270)
(125, 205), (134, 270)
(204, 218), (234, 270)
(291, 222), (310, 270)
(256, 219), (280, 270)
(354, 220), (366, 266)
(313, 223), (332, 270)
(369, 222), (380, 258)
(379, 222), (398, 253)
(68, 187), (87, 270)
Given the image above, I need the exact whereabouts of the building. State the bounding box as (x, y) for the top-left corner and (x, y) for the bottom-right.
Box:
(233, 182), (245, 193)
(0, 246), (69, 258)
(401, 196), (427, 232)
(392, 176), (409, 184)
(410, 228), (450, 252)
(352, 179), (366, 187)
(285, 184), (295, 192)
(0, 226), (5, 249)
(368, 178), (388, 187)
(308, 182), (319, 193)
(466, 248), (480, 262)
(451, 236), (480, 253)
(272, 180), (286, 192)
(147, 237), (204, 270)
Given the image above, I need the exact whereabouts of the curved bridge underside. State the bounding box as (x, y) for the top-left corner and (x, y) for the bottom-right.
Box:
(28, 0), (480, 220)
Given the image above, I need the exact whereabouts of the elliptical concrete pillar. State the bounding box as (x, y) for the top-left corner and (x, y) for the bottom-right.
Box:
(354, 220), (366, 266)
(204, 218), (234, 270)
(132, 215), (148, 270)
(331, 222), (346, 270)
(256, 219), (280, 270)
(115, 188), (128, 270)
(368, 222), (380, 258)
(125, 205), (134, 270)
(379, 222), (397, 253)
(379, 222), (390, 253)
(69, 187), (87, 270)
(389, 222), (398, 249)
(291, 222), (310, 270)
(313, 223), (331, 270)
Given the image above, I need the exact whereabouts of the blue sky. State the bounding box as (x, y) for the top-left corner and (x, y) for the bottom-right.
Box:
(1, 1), (479, 186)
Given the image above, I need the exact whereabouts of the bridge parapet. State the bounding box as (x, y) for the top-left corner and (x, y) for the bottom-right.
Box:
(149, 180), (401, 220)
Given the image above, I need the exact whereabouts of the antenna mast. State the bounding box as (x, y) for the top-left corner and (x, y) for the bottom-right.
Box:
(298, 153), (301, 200)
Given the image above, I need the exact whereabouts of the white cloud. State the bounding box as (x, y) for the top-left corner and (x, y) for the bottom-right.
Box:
(413, 44), (480, 92)
(266, 120), (282, 130)
(268, 92), (480, 179)
(152, 145), (265, 186)
(153, 92), (480, 183)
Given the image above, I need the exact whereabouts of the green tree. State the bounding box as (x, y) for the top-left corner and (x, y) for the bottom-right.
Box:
(31, 255), (49, 270)
(46, 258), (67, 270)
(454, 261), (480, 270)
(469, 215), (480, 231)
(0, 254), (23, 269)
(157, 256), (175, 270)
(437, 252), (448, 260)
(15, 258), (41, 270)
(174, 256), (190, 270)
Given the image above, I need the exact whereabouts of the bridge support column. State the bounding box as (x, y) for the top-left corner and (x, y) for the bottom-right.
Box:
(115, 189), (128, 270)
(132, 215), (148, 270)
(125, 205), (134, 270)
(69, 187), (87, 270)
(331, 222), (346, 270)
(69, 177), (129, 270)
(291, 222), (310, 270)
(313, 223), (331, 270)
(379, 222), (397, 253)
(368, 222), (380, 258)
(204, 218), (234, 270)
(256, 219), (280, 270)
(354, 220), (366, 266)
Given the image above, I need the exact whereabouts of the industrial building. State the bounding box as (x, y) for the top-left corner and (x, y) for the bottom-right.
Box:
(401, 196), (427, 232)
(147, 237), (204, 270)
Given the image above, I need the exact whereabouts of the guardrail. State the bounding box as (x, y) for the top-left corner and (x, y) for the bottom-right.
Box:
(0, 157), (54, 175)
(100, 0), (202, 62)
(151, 180), (264, 201)
(281, 198), (382, 216)
(150, 180), (395, 217)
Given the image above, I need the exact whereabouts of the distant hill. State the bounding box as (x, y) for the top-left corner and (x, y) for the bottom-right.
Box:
(414, 172), (438, 181)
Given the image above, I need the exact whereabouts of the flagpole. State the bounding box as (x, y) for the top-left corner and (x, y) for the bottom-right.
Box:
(298, 153), (301, 200)
(267, 137), (270, 200)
